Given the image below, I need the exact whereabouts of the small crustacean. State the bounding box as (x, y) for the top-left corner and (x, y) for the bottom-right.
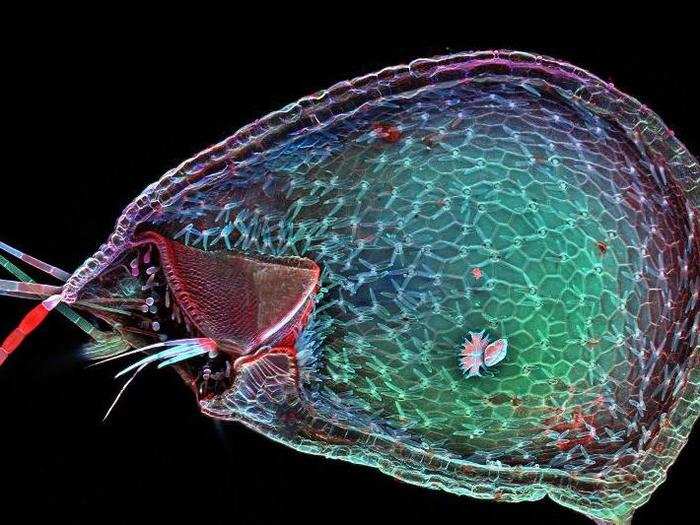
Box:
(459, 330), (508, 377)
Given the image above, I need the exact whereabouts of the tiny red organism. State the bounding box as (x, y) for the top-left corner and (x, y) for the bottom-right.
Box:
(459, 330), (508, 377)
(471, 267), (483, 280)
(596, 240), (608, 255)
(372, 122), (401, 143)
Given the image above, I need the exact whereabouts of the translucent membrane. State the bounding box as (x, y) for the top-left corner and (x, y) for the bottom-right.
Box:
(52, 51), (700, 523)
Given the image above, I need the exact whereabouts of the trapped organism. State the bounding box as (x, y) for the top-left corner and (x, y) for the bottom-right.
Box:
(1, 50), (699, 525)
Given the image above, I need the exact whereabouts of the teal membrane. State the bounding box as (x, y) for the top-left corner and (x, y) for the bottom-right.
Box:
(3, 51), (699, 524)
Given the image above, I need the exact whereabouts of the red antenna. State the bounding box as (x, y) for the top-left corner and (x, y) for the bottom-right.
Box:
(0, 294), (61, 366)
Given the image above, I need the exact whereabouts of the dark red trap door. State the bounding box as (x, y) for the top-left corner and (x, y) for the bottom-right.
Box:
(139, 231), (320, 352)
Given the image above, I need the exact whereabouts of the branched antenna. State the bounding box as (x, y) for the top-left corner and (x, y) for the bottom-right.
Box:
(0, 240), (71, 281)
(0, 254), (102, 341)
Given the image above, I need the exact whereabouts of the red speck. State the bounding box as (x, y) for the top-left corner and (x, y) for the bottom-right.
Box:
(471, 267), (483, 280)
(549, 409), (593, 432)
(596, 240), (608, 255)
(556, 434), (594, 451)
(373, 123), (401, 143)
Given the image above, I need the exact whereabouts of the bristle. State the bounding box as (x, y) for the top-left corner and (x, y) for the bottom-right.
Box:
(102, 362), (148, 422)
(0, 279), (63, 300)
(157, 347), (212, 368)
(0, 240), (71, 281)
(115, 338), (215, 378)
(100, 340), (214, 422)
(81, 335), (131, 361)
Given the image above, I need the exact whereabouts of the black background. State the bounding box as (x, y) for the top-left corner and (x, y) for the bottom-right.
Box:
(1, 13), (697, 525)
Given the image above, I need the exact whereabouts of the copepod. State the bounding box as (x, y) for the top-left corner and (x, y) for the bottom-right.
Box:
(459, 330), (508, 377)
(1, 50), (699, 525)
